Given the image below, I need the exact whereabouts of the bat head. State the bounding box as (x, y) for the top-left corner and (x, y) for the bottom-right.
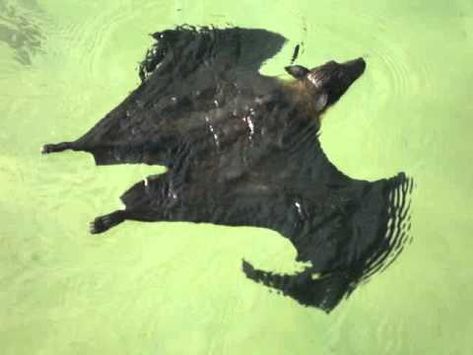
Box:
(285, 57), (366, 113)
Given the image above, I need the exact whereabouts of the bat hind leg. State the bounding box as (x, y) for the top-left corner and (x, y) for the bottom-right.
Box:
(90, 210), (126, 234)
(41, 141), (75, 154)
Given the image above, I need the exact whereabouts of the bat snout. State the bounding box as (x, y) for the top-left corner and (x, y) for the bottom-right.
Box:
(307, 57), (367, 107)
(342, 57), (366, 83)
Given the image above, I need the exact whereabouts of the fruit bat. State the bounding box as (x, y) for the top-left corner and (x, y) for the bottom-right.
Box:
(42, 26), (413, 312)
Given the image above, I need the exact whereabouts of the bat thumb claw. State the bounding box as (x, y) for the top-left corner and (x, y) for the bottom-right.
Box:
(241, 259), (256, 276)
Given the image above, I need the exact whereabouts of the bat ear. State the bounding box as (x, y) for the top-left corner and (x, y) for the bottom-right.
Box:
(315, 92), (328, 112)
(285, 65), (309, 79)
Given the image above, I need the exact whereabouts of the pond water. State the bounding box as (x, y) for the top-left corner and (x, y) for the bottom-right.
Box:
(1, 0), (472, 354)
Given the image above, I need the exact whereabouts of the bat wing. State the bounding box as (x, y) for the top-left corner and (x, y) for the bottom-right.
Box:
(198, 121), (412, 311)
(47, 26), (287, 166)
(240, 171), (412, 312)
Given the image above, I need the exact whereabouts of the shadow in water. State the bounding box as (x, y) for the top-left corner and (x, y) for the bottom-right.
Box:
(0, 0), (44, 65)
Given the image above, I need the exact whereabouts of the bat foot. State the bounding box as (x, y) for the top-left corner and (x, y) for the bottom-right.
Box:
(41, 144), (56, 154)
(41, 142), (72, 154)
(90, 211), (125, 234)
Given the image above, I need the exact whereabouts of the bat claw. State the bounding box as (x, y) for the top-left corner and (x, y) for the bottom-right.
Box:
(89, 219), (107, 234)
(41, 142), (72, 154)
(89, 211), (125, 234)
(41, 144), (55, 154)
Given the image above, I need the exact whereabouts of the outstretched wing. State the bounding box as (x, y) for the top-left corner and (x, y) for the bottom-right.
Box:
(68, 26), (287, 165)
(140, 26), (287, 81)
(240, 172), (412, 312)
(188, 118), (413, 311)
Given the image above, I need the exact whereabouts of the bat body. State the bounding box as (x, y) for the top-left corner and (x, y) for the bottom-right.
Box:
(43, 26), (412, 312)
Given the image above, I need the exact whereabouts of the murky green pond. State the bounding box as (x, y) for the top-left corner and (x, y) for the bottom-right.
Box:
(1, 0), (472, 354)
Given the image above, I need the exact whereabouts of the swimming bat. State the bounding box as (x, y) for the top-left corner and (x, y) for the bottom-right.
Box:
(42, 26), (412, 312)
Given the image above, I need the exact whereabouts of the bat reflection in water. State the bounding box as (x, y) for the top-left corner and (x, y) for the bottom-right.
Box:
(42, 26), (413, 312)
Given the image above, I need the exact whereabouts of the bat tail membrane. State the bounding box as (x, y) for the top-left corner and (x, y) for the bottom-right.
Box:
(241, 259), (356, 312)
(88, 145), (148, 166)
(120, 173), (167, 208)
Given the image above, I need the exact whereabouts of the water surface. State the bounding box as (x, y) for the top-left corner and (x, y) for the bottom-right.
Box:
(1, 0), (472, 354)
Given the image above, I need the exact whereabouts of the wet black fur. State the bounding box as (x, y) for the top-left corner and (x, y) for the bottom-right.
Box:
(42, 26), (412, 312)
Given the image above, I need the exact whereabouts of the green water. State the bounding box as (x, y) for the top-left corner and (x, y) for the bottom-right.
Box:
(1, 0), (472, 354)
